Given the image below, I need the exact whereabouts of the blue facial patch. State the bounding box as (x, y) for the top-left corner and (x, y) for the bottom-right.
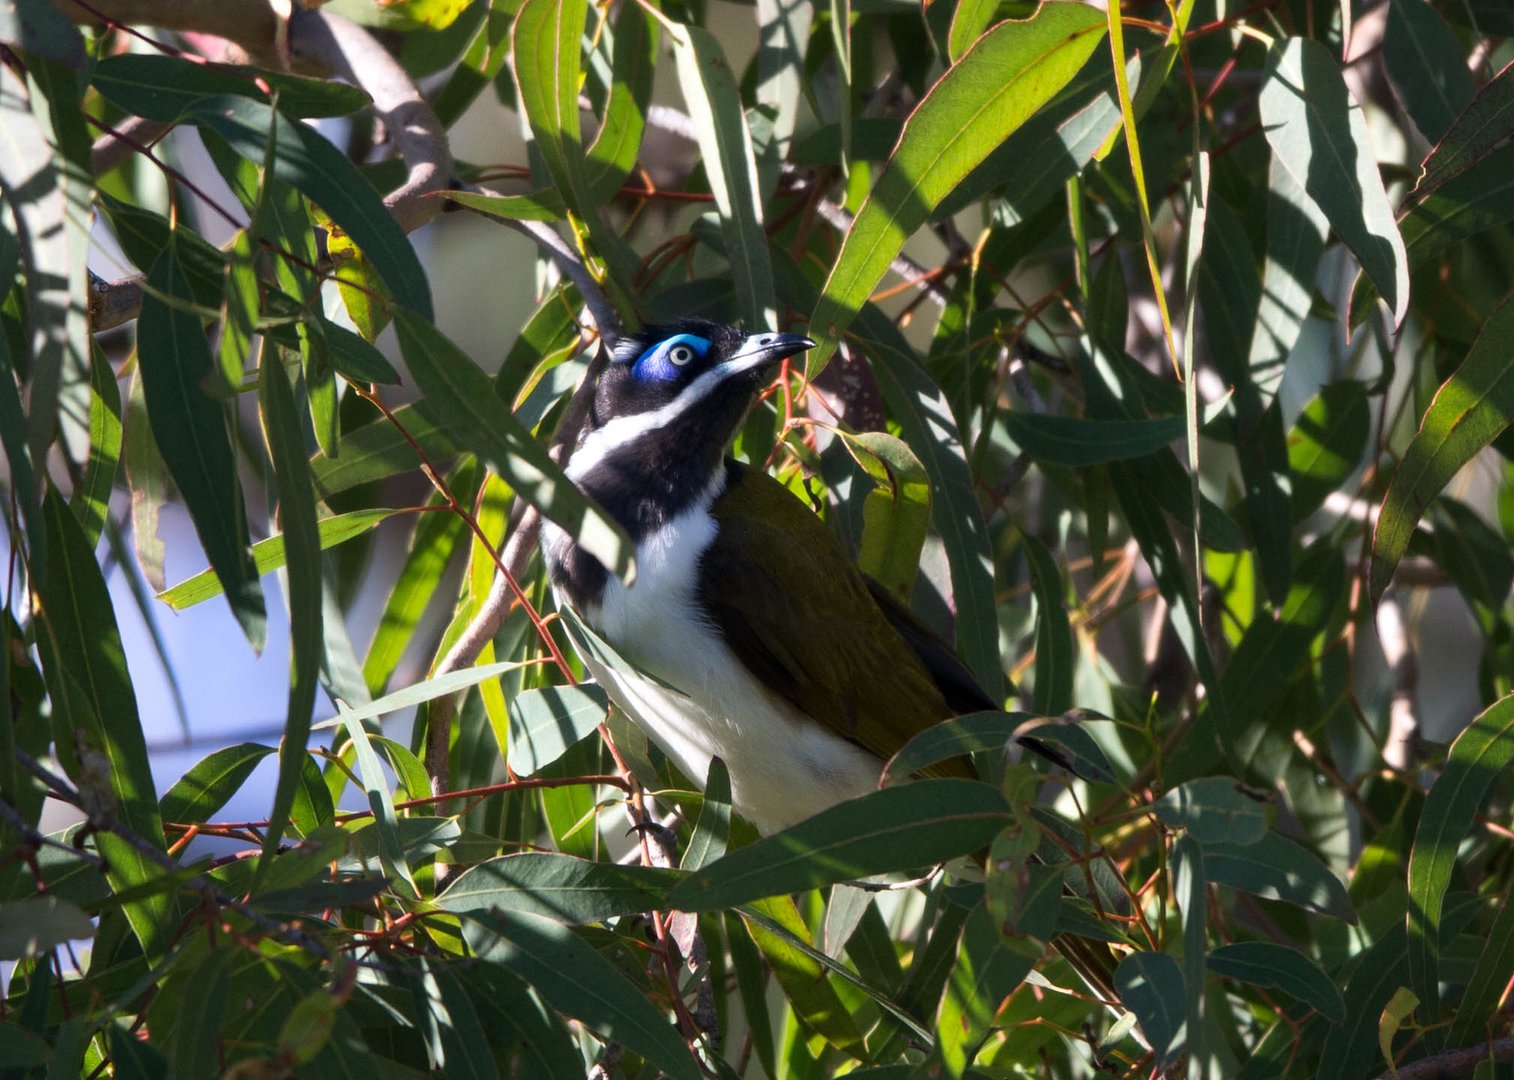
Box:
(631, 333), (711, 383)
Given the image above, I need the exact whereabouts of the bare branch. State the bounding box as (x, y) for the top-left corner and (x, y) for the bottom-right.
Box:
(288, 9), (451, 234)
(1373, 1036), (1514, 1080)
(89, 271), (143, 333)
(56, 0), (289, 65)
(90, 114), (171, 175)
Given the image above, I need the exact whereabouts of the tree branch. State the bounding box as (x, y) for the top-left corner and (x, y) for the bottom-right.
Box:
(1375, 1036), (1514, 1080)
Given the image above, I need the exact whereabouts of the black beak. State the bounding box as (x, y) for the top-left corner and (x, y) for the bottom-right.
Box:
(720, 331), (817, 378)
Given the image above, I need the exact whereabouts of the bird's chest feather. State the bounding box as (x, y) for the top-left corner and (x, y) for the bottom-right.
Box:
(550, 498), (880, 833)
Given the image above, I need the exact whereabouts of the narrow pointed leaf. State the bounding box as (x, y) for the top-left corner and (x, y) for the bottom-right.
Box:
(1383, 0), (1475, 143)
(258, 357), (324, 863)
(1406, 693), (1514, 1013)
(1372, 291), (1514, 600)
(184, 95), (431, 319)
(669, 780), (1013, 911)
(464, 912), (702, 1080)
(394, 309), (634, 582)
(37, 492), (171, 961)
(1207, 942), (1344, 1023)
(1205, 833), (1354, 920)
(807, 3), (1107, 374)
(159, 509), (401, 610)
(158, 743), (274, 825)
(1115, 951), (1185, 1063)
(506, 683), (610, 776)
(1416, 59), (1514, 193)
(1259, 38), (1409, 324)
(668, 23), (776, 328)
(440, 853), (679, 921)
(137, 238), (265, 648)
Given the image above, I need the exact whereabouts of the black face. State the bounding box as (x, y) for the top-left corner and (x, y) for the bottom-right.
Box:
(551, 320), (814, 607)
(589, 319), (747, 427)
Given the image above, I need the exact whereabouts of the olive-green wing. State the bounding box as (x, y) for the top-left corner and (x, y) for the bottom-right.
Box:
(699, 463), (969, 775)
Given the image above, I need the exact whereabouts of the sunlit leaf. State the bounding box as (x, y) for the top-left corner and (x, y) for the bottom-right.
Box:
(1260, 38), (1409, 324)
(807, 2), (1107, 374)
(1372, 291), (1514, 600)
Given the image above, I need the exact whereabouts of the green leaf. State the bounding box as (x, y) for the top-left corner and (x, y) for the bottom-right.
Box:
(1249, 152), (1328, 396)
(1022, 535), (1073, 715)
(0, 0), (86, 67)
(1383, 0), (1475, 143)
(158, 743), (274, 825)
(1222, 543), (1344, 745)
(464, 911), (702, 1080)
(363, 469), (473, 694)
(667, 23), (776, 328)
(457, 963), (583, 1079)
(669, 780), (1013, 911)
(505, 683), (609, 777)
(1205, 832), (1354, 920)
(1207, 942), (1344, 1023)
(1372, 291), (1514, 600)
(316, 657), (532, 730)
(1288, 381), (1369, 520)
(137, 236), (266, 648)
(682, 757), (732, 871)
(1, 62), (91, 471)
(584, 2), (655, 202)
(1173, 835), (1206, 1068)
(93, 54), (371, 119)
(1259, 38), (1409, 324)
(336, 704), (418, 900)
(935, 50), (1125, 224)
(1156, 776), (1269, 847)
(184, 95), (431, 319)
(38, 491), (172, 962)
(1005, 411), (1186, 466)
(437, 187), (567, 222)
(415, 963), (500, 1080)
(72, 343), (122, 546)
(1415, 60), (1514, 194)
(1320, 926), (1408, 1077)
(1114, 951), (1185, 1063)
(0, 305), (43, 577)
(258, 354), (325, 864)
(511, 0), (589, 205)
(311, 401), (461, 498)
(158, 509), (400, 609)
(0, 897), (94, 959)
(1448, 889), (1514, 1046)
(836, 429), (930, 599)
(739, 895), (872, 1058)
(440, 853), (680, 921)
(167, 948), (235, 1080)
(807, 2), (1107, 373)
(1406, 693), (1514, 1013)
(884, 710), (1029, 780)
(1379, 985), (1419, 1068)
(393, 308), (635, 583)
(935, 901), (1039, 1074)
(852, 307), (1003, 698)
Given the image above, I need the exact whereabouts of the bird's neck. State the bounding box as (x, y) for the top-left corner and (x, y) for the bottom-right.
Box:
(548, 427), (732, 613)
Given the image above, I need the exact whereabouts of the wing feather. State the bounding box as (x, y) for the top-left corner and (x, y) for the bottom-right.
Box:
(698, 463), (978, 776)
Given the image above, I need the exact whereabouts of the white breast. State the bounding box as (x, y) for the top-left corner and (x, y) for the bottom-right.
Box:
(544, 492), (882, 834)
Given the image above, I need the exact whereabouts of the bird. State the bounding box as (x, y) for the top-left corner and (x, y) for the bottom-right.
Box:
(540, 318), (1028, 834)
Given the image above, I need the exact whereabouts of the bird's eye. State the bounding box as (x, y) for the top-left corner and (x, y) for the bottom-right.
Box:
(669, 344), (695, 366)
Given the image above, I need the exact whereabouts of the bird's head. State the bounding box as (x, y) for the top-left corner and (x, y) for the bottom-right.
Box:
(570, 320), (815, 482)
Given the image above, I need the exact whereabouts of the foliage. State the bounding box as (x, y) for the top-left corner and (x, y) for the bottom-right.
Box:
(2, 0), (1514, 1077)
